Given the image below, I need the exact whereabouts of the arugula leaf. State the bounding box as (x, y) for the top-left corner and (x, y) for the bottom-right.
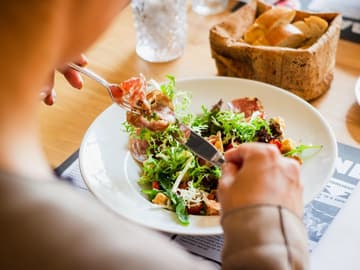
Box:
(175, 198), (190, 225)
(122, 122), (136, 136)
(190, 106), (212, 135)
(161, 179), (190, 225)
(142, 189), (160, 200)
(174, 91), (192, 124)
(284, 144), (323, 159)
(160, 75), (176, 101)
(158, 174), (174, 191)
(190, 164), (220, 189)
(197, 110), (271, 144)
(144, 181), (189, 225)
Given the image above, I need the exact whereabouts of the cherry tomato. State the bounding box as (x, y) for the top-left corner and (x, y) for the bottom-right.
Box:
(269, 139), (282, 151)
(179, 181), (188, 189)
(152, 181), (160, 190)
(225, 143), (234, 151)
(187, 203), (203, 215)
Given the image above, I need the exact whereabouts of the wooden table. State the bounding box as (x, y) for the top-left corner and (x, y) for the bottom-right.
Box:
(39, 4), (360, 168)
(39, 3), (360, 269)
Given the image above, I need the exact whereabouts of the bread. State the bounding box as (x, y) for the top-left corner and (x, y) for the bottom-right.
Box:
(304, 16), (328, 36)
(293, 16), (329, 48)
(244, 6), (296, 45)
(253, 6), (295, 29)
(292, 20), (311, 37)
(265, 23), (305, 48)
(209, 0), (342, 101)
(244, 4), (329, 49)
(244, 24), (266, 44)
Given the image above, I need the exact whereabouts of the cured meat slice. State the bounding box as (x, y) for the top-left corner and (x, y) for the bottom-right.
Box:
(229, 97), (264, 118)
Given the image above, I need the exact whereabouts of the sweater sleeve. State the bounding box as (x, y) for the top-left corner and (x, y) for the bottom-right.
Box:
(221, 205), (309, 270)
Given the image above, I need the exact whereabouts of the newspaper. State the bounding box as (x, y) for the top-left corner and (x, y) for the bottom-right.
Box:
(58, 142), (360, 265)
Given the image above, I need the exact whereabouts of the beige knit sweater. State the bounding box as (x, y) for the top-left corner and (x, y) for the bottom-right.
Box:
(0, 172), (309, 270)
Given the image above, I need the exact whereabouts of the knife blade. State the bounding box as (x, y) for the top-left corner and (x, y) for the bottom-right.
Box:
(180, 126), (225, 167)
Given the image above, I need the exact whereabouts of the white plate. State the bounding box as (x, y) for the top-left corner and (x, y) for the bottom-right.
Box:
(79, 77), (337, 235)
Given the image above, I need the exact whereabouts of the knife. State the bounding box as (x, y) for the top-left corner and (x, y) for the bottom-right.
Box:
(180, 125), (225, 167)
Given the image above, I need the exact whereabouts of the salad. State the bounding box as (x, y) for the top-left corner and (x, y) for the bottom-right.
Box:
(122, 75), (321, 225)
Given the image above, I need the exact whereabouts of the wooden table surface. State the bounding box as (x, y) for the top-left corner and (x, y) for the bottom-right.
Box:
(39, 4), (360, 168)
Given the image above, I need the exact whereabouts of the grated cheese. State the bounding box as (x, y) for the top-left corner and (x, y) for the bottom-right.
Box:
(177, 181), (204, 207)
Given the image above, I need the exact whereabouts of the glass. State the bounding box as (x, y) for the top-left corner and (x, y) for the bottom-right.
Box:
(192, 0), (229, 16)
(131, 0), (187, 63)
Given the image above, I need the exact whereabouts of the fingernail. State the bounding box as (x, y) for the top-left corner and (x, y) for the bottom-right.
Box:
(80, 54), (88, 66)
(51, 90), (56, 103)
(77, 76), (83, 89)
(44, 95), (54, 106)
(39, 91), (47, 100)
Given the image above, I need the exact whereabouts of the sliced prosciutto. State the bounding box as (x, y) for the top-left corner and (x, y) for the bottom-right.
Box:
(229, 97), (264, 118)
(119, 76), (176, 132)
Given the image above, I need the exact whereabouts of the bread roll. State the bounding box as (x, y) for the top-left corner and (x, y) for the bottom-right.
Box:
(244, 24), (266, 44)
(244, 6), (297, 45)
(254, 7), (296, 30)
(292, 20), (311, 38)
(252, 35), (270, 46)
(293, 16), (329, 47)
(304, 16), (328, 36)
(265, 23), (305, 48)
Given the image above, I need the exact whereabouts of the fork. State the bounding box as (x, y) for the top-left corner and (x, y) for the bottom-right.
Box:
(68, 63), (225, 167)
(68, 63), (140, 114)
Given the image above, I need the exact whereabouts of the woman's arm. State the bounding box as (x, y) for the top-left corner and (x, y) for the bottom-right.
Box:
(222, 205), (308, 270)
(218, 143), (309, 270)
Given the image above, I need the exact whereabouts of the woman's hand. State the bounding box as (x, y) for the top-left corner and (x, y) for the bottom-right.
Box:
(218, 142), (303, 217)
(40, 54), (88, 105)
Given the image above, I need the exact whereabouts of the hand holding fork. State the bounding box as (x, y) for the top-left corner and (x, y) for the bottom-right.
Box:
(68, 63), (225, 167)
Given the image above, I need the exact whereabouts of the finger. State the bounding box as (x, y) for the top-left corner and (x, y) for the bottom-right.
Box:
(224, 142), (258, 166)
(63, 69), (84, 89)
(58, 54), (88, 72)
(224, 147), (244, 168)
(39, 91), (48, 101)
(224, 143), (257, 162)
(59, 54), (88, 71)
(40, 72), (55, 105)
(280, 156), (301, 183)
(43, 89), (56, 106)
(286, 156), (301, 176)
(219, 162), (238, 187)
(225, 142), (278, 166)
(74, 54), (88, 66)
(58, 54), (88, 90)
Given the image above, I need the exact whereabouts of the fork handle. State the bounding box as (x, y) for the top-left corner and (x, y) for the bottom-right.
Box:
(68, 63), (140, 114)
(68, 63), (111, 89)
